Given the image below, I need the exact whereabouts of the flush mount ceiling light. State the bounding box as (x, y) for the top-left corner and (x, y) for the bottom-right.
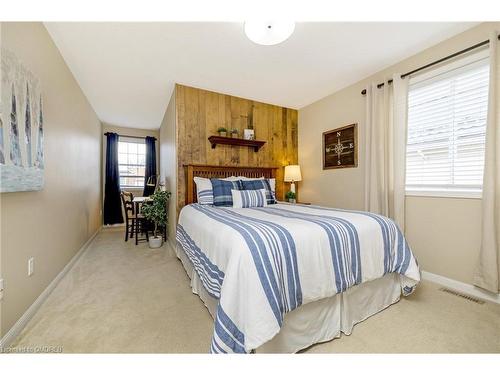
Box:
(244, 20), (295, 46)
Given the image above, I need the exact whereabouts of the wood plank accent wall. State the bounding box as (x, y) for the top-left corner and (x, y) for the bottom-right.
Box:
(176, 84), (298, 215)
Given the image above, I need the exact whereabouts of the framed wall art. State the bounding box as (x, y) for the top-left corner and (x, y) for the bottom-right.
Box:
(1, 48), (44, 192)
(323, 123), (357, 169)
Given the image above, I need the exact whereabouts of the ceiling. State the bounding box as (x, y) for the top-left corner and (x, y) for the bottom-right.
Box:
(45, 22), (477, 130)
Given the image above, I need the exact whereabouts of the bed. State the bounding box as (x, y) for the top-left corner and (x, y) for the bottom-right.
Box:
(176, 165), (420, 353)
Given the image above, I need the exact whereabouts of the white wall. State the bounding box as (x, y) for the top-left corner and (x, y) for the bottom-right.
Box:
(0, 22), (3, 337)
(0, 22), (102, 336)
(159, 91), (177, 241)
(299, 22), (500, 285)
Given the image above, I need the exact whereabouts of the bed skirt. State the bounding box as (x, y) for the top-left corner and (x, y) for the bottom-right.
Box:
(175, 242), (402, 353)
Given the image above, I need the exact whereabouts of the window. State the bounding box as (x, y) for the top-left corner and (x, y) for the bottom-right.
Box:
(406, 52), (489, 198)
(118, 138), (146, 188)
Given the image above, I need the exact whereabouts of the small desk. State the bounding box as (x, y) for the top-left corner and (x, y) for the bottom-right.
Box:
(132, 196), (151, 215)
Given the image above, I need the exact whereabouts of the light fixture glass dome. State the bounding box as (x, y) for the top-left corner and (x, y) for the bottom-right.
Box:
(244, 20), (295, 46)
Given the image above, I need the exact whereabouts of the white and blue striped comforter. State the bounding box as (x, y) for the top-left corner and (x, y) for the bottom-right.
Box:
(176, 203), (420, 353)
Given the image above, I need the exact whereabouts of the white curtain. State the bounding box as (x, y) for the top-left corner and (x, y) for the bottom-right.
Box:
(364, 74), (409, 231)
(474, 32), (500, 294)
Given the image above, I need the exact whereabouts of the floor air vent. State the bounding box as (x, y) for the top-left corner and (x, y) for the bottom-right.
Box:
(439, 287), (485, 304)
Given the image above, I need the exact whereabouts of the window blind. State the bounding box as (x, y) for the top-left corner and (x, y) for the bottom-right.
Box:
(406, 58), (489, 193)
(118, 140), (146, 188)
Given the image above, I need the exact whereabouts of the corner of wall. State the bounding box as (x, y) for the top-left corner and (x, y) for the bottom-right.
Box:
(159, 87), (178, 242)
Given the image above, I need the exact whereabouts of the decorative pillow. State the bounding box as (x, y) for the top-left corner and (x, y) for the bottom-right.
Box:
(193, 177), (214, 205)
(232, 189), (268, 208)
(240, 179), (277, 205)
(211, 179), (242, 206)
(238, 176), (276, 194)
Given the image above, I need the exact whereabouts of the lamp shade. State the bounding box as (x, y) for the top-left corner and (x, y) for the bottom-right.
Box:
(284, 165), (302, 182)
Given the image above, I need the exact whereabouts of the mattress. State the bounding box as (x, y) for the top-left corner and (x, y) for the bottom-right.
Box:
(175, 202), (419, 353)
(176, 243), (402, 353)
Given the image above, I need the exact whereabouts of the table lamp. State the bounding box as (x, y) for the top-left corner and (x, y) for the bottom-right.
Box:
(146, 175), (163, 192)
(284, 165), (302, 194)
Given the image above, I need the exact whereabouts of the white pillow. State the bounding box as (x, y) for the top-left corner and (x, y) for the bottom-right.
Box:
(193, 177), (214, 205)
(221, 176), (240, 181)
(231, 189), (268, 208)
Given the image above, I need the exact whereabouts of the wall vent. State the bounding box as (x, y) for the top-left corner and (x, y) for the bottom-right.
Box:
(439, 287), (485, 304)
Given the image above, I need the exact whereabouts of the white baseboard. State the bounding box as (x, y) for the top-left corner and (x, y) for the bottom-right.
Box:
(0, 228), (101, 349)
(102, 223), (125, 229)
(421, 270), (500, 304)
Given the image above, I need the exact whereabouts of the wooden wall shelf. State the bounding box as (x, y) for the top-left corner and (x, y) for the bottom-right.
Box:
(208, 136), (266, 152)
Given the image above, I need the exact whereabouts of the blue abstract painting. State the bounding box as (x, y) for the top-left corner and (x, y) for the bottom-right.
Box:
(1, 48), (44, 193)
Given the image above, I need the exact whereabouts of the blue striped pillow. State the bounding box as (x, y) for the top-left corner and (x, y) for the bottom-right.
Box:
(193, 177), (214, 205)
(211, 179), (242, 207)
(231, 189), (268, 208)
(240, 179), (277, 204)
(197, 189), (214, 205)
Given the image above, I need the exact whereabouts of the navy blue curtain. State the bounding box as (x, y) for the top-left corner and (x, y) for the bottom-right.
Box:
(143, 136), (157, 196)
(103, 132), (123, 225)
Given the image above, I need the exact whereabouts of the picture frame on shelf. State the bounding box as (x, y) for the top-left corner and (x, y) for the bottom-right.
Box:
(243, 128), (255, 140)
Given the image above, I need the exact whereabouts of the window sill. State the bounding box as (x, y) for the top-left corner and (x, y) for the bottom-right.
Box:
(405, 189), (482, 199)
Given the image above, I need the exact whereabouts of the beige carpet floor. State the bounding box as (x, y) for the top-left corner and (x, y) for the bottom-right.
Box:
(10, 228), (500, 353)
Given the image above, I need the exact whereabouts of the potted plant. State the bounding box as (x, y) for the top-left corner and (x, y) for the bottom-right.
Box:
(217, 127), (227, 137)
(230, 128), (239, 138)
(285, 191), (296, 204)
(141, 190), (172, 249)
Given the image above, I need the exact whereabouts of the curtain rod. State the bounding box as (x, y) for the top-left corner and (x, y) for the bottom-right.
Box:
(361, 35), (500, 95)
(104, 132), (156, 141)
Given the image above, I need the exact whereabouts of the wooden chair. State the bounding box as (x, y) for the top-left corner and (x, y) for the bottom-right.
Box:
(120, 191), (149, 244)
(121, 191), (135, 242)
(134, 201), (150, 245)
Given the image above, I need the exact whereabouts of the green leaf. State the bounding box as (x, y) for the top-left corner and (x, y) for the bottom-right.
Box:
(141, 190), (172, 236)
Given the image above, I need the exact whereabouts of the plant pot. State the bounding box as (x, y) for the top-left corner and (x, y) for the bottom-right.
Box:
(218, 132), (227, 137)
(288, 198), (296, 204)
(148, 236), (163, 249)
(230, 133), (238, 138)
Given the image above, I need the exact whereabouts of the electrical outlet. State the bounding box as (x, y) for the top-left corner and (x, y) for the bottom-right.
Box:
(28, 257), (34, 276)
(0, 278), (4, 301)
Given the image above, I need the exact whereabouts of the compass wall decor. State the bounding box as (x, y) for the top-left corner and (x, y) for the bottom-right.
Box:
(323, 123), (357, 170)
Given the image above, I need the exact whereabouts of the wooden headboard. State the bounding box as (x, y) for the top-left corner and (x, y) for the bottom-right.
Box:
(185, 164), (278, 205)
